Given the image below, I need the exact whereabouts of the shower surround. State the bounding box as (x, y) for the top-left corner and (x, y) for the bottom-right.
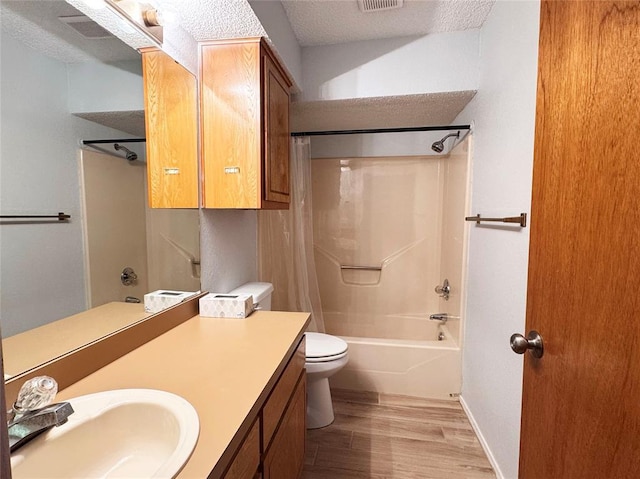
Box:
(311, 138), (470, 399)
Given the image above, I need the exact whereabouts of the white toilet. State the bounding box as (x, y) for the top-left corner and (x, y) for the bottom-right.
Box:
(228, 282), (348, 429)
(304, 332), (348, 429)
(227, 281), (274, 311)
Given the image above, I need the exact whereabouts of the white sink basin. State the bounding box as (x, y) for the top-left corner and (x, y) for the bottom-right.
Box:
(11, 389), (199, 478)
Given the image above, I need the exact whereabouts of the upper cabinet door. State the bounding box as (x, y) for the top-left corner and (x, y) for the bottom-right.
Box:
(200, 38), (292, 209)
(142, 49), (199, 209)
(263, 49), (291, 205)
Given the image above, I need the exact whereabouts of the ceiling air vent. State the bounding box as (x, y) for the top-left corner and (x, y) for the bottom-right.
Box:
(357, 0), (404, 13)
(58, 15), (113, 39)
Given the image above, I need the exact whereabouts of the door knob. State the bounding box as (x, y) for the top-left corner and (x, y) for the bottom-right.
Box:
(510, 330), (544, 358)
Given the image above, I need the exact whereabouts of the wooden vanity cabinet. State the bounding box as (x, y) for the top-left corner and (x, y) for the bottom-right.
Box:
(262, 374), (306, 479)
(199, 38), (292, 209)
(222, 337), (306, 479)
(141, 48), (199, 208)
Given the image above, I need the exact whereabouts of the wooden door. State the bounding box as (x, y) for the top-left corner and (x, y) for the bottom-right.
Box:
(520, 2), (640, 478)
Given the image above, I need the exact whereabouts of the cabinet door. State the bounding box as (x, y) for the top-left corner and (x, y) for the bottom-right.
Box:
(200, 41), (261, 209)
(224, 419), (260, 479)
(263, 374), (306, 479)
(262, 50), (290, 206)
(142, 49), (198, 208)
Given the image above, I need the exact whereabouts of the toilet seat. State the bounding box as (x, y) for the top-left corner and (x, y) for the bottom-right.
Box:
(305, 332), (348, 362)
(306, 351), (348, 363)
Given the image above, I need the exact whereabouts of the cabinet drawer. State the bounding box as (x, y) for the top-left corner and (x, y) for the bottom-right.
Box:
(223, 419), (260, 479)
(262, 337), (305, 449)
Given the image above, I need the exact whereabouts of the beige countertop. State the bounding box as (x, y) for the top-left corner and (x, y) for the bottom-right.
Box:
(55, 310), (310, 479)
(2, 302), (150, 378)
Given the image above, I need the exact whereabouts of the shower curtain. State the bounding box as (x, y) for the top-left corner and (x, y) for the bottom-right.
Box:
(258, 137), (325, 332)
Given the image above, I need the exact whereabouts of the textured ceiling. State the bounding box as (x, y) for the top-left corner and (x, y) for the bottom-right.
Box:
(292, 91), (477, 132)
(2, 1), (494, 62)
(1, 0), (140, 63)
(4, 0), (486, 136)
(171, 0), (266, 41)
(281, 0), (495, 46)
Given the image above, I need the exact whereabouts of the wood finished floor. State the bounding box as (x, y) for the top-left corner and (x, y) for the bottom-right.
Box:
(302, 389), (496, 479)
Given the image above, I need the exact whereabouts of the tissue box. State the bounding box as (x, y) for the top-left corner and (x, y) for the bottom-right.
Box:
(144, 290), (196, 313)
(199, 293), (254, 318)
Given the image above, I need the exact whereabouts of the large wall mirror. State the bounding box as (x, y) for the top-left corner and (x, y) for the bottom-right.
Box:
(0, 0), (200, 380)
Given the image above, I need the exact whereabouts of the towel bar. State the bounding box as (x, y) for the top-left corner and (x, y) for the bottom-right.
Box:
(465, 213), (527, 227)
(0, 212), (70, 221)
(340, 265), (382, 271)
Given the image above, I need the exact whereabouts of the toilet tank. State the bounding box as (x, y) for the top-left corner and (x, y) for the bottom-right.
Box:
(228, 282), (274, 311)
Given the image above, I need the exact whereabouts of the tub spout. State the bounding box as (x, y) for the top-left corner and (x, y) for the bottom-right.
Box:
(429, 313), (448, 322)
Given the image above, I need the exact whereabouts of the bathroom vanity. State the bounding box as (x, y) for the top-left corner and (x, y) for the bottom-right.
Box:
(52, 310), (310, 479)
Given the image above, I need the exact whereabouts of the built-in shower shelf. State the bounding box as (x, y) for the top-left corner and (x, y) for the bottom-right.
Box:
(340, 264), (383, 286)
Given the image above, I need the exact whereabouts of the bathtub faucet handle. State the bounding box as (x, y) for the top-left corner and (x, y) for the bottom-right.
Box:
(434, 279), (451, 301)
(429, 313), (448, 323)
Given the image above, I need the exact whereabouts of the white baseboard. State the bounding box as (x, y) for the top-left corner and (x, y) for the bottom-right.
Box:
(459, 396), (505, 479)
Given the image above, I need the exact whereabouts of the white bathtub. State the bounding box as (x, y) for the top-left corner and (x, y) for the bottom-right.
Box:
(329, 321), (461, 400)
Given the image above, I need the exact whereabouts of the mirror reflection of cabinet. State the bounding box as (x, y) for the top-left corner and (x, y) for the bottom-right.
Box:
(200, 38), (292, 209)
(141, 49), (199, 208)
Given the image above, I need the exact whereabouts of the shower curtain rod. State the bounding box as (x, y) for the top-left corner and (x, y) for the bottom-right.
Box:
(290, 124), (471, 137)
(82, 138), (146, 145)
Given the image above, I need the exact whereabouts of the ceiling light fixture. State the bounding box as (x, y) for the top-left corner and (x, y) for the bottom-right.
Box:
(104, 0), (163, 46)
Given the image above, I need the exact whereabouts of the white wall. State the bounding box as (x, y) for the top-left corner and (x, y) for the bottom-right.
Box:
(454, 2), (540, 478)
(310, 130), (461, 158)
(0, 33), (142, 337)
(67, 60), (144, 113)
(301, 30), (480, 101)
(199, 210), (258, 294)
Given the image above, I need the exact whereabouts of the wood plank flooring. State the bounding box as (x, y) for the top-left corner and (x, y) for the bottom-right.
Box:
(302, 389), (496, 479)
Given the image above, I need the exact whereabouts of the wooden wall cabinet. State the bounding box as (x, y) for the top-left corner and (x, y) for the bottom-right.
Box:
(200, 38), (292, 209)
(223, 338), (306, 479)
(142, 49), (199, 208)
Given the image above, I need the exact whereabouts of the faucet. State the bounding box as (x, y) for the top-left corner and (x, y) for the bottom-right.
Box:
(429, 313), (448, 323)
(8, 402), (74, 452)
(6, 376), (74, 452)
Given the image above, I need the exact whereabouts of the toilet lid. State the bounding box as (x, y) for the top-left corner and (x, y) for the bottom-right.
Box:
(305, 332), (348, 359)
